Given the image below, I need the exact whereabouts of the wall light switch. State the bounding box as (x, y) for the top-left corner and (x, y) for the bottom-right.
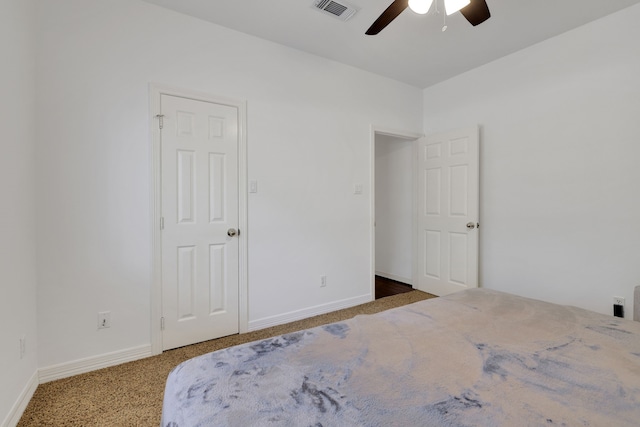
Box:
(354, 184), (363, 195)
(249, 180), (258, 193)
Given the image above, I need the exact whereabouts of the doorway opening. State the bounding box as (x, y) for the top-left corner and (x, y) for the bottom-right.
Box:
(371, 129), (421, 299)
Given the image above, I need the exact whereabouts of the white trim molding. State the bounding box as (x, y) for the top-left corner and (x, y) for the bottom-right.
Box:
(248, 294), (372, 331)
(2, 371), (38, 427)
(149, 84), (249, 355)
(38, 345), (152, 384)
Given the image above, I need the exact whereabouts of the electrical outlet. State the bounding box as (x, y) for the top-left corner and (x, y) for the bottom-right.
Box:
(320, 275), (327, 287)
(613, 297), (625, 306)
(98, 311), (111, 329)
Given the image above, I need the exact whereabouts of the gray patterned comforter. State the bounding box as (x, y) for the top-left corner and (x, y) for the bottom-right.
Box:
(161, 289), (640, 426)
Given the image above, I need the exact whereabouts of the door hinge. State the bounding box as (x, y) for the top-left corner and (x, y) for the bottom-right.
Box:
(155, 114), (165, 130)
(160, 217), (164, 230)
(161, 317), (165, 330)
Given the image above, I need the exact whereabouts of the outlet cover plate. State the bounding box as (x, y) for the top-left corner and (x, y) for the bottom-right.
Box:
(19, 335), (26, 359)
(98, 311), (111, 329)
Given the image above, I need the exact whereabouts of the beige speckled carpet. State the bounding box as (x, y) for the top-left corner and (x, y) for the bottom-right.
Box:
(18, 291), (434, 426)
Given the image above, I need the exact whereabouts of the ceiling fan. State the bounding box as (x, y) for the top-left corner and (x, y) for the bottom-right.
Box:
(366, 0), (491, 35)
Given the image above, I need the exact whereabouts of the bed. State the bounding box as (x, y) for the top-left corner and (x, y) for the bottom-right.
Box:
(161, 288), (640, 426)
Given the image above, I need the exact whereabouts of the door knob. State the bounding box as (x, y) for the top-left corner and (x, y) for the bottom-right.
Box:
(466, 222), (476, 230)
(227, 228), (238, 237)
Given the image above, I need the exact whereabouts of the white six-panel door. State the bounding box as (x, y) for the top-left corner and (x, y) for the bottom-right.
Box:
(160, 94), (239, 350)
(417, 126), (479, 296)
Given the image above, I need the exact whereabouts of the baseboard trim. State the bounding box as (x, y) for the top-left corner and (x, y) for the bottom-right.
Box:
(375, 271), (412, 286)
(248, 294), (372, 331)
(38, 344), (152, 384)
(2, 370), (38, 427)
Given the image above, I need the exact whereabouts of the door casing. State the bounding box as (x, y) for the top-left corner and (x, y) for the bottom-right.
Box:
(150, 84), (248, 355)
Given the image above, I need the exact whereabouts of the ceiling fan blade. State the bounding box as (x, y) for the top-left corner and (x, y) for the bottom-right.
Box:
(460, 0), (490, 26)
(365, 0), (409, 35)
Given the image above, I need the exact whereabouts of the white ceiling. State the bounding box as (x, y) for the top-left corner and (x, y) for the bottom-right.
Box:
(142, 0), (640, 88)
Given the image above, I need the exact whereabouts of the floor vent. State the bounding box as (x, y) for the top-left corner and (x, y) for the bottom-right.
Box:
(313, 0), (357, 21)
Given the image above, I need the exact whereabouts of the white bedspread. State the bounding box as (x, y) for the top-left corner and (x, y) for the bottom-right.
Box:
(162, 289), (640, 426)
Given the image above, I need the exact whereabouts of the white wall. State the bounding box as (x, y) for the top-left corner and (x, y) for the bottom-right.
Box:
(0, 0), (39, 424)
(375, 135), (413, 283)
(422, 4), (640, 316)
(34, 0), (422, 368)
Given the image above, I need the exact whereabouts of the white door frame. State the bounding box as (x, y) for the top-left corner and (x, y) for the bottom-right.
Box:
(150, 84), (248, 355)
(370, 126), (423, 299)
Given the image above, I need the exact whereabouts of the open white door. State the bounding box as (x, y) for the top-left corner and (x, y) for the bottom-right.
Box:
(416, 126), (479, 296)
(160, 94), (240, 350)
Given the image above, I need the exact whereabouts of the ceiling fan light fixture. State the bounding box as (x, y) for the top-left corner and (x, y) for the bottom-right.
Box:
(444, 0), (470, 15)
(408, 0), (434, 15)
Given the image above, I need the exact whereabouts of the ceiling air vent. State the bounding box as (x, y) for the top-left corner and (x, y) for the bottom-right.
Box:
(313, 0), (358, 21)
